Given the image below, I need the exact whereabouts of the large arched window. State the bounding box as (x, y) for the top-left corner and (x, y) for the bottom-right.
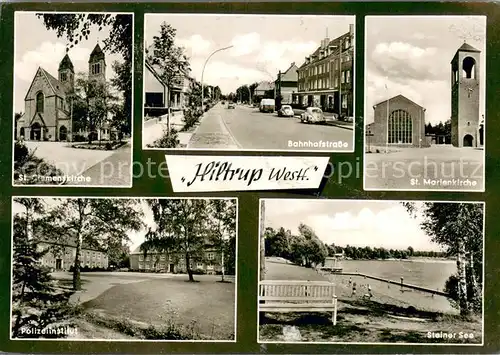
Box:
(388, 109), (412, 144)
(36, 92), (44, 113)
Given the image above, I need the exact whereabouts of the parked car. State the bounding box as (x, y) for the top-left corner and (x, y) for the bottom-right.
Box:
(260, 98), (275, 113)
(300, 107), (326, 124)
(227, 102), (235, 109)
(278, 105), (295, 117)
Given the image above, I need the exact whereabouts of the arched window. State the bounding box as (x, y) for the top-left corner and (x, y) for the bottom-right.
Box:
(462, 57), (476, 79)
(36, 92), (44, 113)
(388, 109), (412, 144)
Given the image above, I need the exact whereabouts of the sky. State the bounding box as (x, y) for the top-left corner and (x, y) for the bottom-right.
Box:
(365, 16), (486, 126)
(144, 14), (354, 94)
(14, 12), (127, 113)
(12, 198), (152, 251)
(263, 199), (443, 251)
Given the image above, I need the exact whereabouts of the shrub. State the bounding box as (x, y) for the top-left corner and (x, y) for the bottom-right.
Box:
(105, 142), (113, 150)
(149, 128), (180, 148)
(182, 110), (202, 131)
(14, 141), (29, 165)
(73, 134), (86, 142)
(191, 268), (206, 275)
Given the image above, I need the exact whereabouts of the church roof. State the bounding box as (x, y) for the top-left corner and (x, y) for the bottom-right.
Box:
(373, 94), (425, 110)
(451, 42), (481, 63)
(58, 53), (74, 72)
(457, 42), (480, 53)
(24, 67), (67, 101)
(89, 43), (106, 63)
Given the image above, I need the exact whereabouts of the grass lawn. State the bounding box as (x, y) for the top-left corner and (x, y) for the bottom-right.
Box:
(82, 277), (235, 340)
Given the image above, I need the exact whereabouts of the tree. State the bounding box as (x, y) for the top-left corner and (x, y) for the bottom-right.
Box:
(38, 14), (133, 133)
(260, 200), (266, 281)
(11, 198), (74, 338)
(110, 60), (132, 135)
(213, 86), (222, 101)
(146, 22), (191, 136)
(73, 73), (119, 144)
(143, 199), (210, 282)
(38, 13), (132, 90)
(188, 80), (203, 108)
(407, 246), (414, 257)
(207, 200), (237, 282)
(48, 198), (144, 290)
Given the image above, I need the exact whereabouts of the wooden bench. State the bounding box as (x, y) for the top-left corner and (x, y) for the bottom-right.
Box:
(258, 280), (338, 325)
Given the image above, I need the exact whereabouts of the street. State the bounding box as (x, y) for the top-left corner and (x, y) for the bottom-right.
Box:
(18, 141), (132, 187)
(364, 145), (484, 191)
(188, 103), (353, 151)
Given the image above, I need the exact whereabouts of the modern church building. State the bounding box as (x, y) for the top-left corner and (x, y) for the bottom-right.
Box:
(366, 94), (428, 148)
(366, 42), (483, 149)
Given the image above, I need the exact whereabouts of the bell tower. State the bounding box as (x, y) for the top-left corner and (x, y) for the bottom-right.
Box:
(58, 52), (74, 91)
(88, 43), (106, 84)
(450, 42), (481, 148)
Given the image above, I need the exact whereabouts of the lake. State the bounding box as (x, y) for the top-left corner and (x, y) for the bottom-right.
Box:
(265, 257), (460, 314)
(340, 259), (456, 292)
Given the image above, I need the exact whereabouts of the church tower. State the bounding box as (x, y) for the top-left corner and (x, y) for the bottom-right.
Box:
(58, 53), (74, 91)
(450, 42), (481, 148)
(88, 43), (106, 84)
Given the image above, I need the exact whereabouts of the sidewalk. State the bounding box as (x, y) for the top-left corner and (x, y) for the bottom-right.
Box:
(187, 106), (239, 149)
(143, 111), (186, 147)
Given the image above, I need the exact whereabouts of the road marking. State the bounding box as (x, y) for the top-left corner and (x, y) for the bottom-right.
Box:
(219, 109), (243, 149)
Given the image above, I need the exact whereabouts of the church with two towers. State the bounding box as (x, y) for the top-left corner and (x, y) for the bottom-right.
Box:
(16, 43), (114, 142)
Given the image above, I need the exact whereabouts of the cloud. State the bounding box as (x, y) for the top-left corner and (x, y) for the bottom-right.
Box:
(370, 42), (444, 82)
(16, 41), (91, 83)
(230, 32), (261, 57)
(365, 68), (451, 125)
(297, 206), (434, 250)
(177, 34), (212, 57)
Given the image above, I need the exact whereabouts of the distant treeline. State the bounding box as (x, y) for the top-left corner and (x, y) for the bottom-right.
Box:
(264, 226), (446, 266)
(330, 245), (447, 260)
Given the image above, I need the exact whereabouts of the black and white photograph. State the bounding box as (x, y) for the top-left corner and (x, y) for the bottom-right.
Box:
(364, 16), (485, 191)
(142, 14), (355, 151)
(10, 197), (237, 341)
(258, 199), (484, 345)
(13, 12), (134, 187)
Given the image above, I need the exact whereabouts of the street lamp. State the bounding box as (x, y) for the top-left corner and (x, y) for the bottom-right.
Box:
(201, 45), (233, 112)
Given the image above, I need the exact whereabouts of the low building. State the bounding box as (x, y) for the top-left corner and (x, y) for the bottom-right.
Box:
(297, 25), (354, 116)
(253, 81), (275, 102)
(366, 94), (429, 148)
(144, 60), (168, 109)
(143, 59), (191, 118)
(275, 62), (299, 105)
(37, 240), (109, 271)
(129, 245), (222, 275)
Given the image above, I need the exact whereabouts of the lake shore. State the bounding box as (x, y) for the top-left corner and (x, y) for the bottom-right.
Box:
(259, 257), (482, 344)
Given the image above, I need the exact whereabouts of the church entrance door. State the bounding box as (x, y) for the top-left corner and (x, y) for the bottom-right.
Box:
(30, 122), (42, 141)
(463, 134), (473, 147)
(59, 126), (67, 141)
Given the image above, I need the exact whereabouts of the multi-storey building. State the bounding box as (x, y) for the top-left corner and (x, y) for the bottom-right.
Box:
(297, 25), (354, 117)
(129, 245), (223, 275)
(37, 240), (109, 271)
